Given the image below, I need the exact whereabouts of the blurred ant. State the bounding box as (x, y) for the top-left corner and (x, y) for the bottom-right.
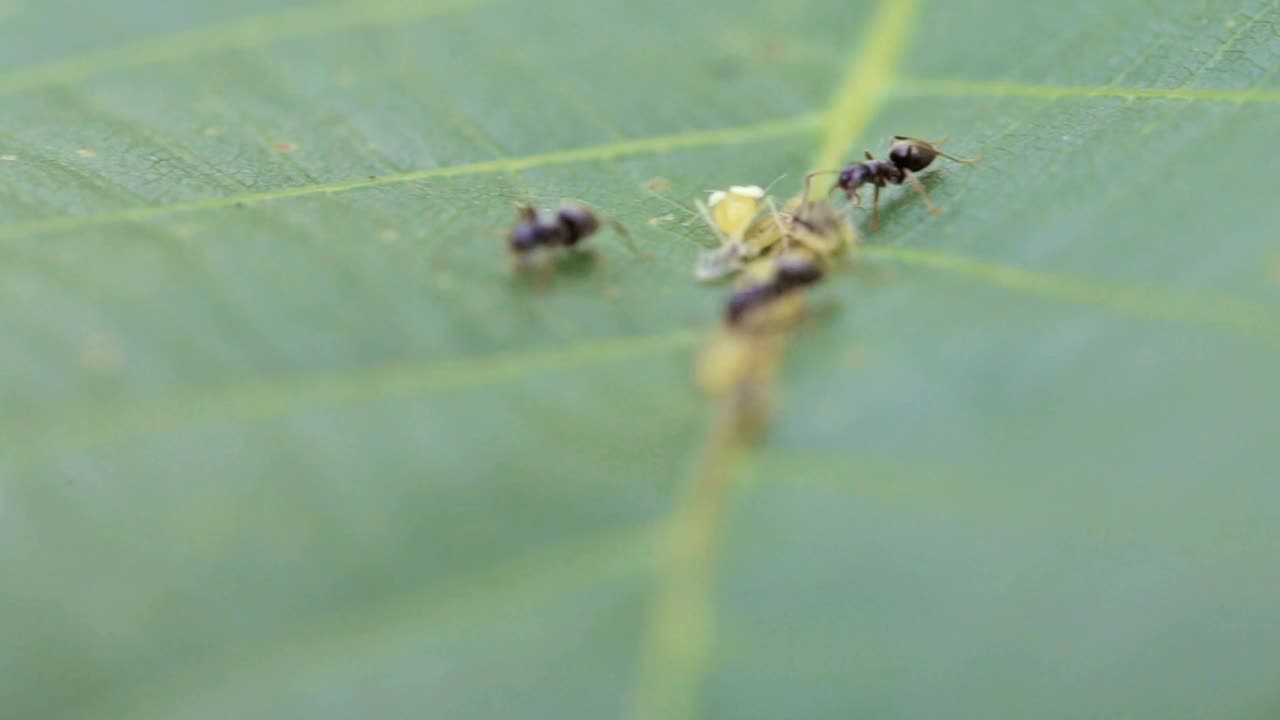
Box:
(506, 201), (642, 276)
(724, 251), (825, 327)
(780, 194), (856, 260)
(806, 136), (980, 231)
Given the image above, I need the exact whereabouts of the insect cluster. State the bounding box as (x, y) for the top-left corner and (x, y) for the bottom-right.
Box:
(500, 134), (978, 437)
(692, 136), (979, 432)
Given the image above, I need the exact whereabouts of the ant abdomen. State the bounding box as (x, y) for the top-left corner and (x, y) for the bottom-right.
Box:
(556, 205), (600, 246)
(724, 253), (825, 326)
(773, 254), (825, 288)
(888, 136), (938, 173)
(725, 284), (778, 325)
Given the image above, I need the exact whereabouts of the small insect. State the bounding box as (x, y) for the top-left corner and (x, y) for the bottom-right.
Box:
(778, 195), (857, 261)
(695, 184), (788, 282)
(507, 201), (639, 273)
(696, 252), (822, 439)
(807, 136), (980, 231)
(708, 185), (767, 239)
(724, 251), (825, 327)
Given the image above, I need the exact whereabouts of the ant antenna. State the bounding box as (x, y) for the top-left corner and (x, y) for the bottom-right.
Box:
(761, 173), (788, 196)
(763, 196), (790, 237)
(803, 169), (841, 200)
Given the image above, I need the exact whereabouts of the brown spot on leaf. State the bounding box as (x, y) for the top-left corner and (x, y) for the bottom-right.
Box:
(644, 177), (670, 192)
(274, 141), (299, 153)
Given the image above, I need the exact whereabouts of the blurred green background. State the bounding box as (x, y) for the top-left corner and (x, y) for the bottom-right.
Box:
(2, 0), (1279, 717)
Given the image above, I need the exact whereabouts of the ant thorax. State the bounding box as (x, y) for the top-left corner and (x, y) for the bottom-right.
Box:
(839, 160), (902, 196)
(509, 208), (564, 252)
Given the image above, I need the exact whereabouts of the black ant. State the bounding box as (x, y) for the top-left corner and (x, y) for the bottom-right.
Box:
(506, 201), (641, 275)
(806, 136), (980, 231)
(724, 251), (825, 326)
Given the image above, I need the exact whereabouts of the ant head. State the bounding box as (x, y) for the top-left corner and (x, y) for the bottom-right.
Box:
(837, 164), (871, 193)
(510, 222), (542, 252)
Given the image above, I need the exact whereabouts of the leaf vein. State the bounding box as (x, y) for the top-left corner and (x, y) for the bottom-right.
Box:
(0, 115), (819, 241)
(864, 246), (1280, 345)
(896, 76), (1280, 103)
(0, 0), (482, 96)
(628, 1), (923, 718)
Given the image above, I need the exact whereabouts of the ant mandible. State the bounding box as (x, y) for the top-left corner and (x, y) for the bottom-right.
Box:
(806, 136), (980, 231)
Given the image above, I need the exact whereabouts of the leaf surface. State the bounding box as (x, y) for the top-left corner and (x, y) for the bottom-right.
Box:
(2, 0), (1279, 717)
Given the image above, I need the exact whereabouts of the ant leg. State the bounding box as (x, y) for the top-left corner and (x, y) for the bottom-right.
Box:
(937, 149), (982, 164)
(894, 136), (980, 163)
(869, 185), (882, 231)
(761, 172), (789, 196)
(903, 169), (942, 216)
(763, 196), (790, 236)
(759, 196), (798, 256)
(512, 202), (541, 224)
(520, 251), (554, 290)
(544, 246), (569, 287)
(606, 219), (649, 259)
(923, 137), (981, 164)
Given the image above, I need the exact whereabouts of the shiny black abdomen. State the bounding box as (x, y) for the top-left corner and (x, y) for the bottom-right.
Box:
(889, 144), (934, 173)
(557, 206), (600, 246)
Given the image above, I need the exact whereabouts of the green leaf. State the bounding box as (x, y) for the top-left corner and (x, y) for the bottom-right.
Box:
(2, 0), (1278, 717)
